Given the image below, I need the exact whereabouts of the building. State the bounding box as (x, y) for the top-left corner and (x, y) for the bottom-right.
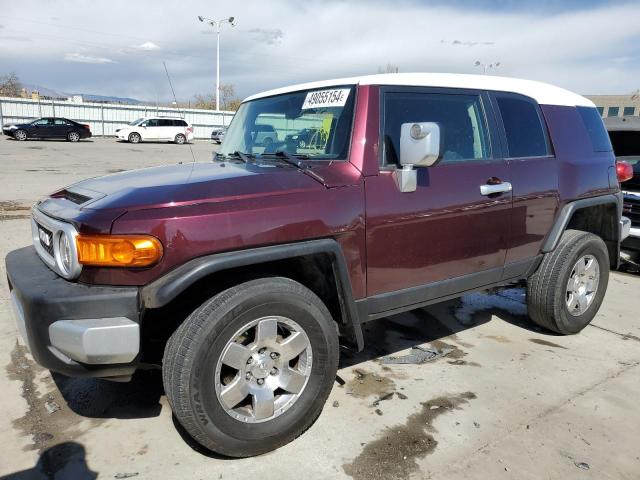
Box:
(585, 93), (640, 118)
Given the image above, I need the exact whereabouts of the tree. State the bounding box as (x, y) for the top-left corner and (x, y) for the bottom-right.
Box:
(377, 63), (399, 74)
(0, 72), (21, 97)
(193, 83), (242, 111)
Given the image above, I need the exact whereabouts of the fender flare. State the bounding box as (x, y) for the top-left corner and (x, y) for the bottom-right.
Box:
(541, 193), (623, 253)
(140, 238), (364, 350)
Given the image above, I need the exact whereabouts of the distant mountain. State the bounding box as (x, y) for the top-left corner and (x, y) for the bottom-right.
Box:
(21, 83), (143, 104)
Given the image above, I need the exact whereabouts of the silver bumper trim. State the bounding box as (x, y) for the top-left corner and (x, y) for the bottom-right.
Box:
(10, 290), (30, 351)
(628, 226), (640, 239)
(621, 216), (632, 241)
(48, 317), (139, 364)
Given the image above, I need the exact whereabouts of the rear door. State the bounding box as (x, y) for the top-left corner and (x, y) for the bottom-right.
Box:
(158, 119), (176, 140)
(52, 118), (71, 138)
(365, 88), (512, 301)
(490, 93), (557, 271)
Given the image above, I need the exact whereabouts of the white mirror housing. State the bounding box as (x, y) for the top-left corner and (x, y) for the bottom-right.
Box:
(399, 122), (441, 167)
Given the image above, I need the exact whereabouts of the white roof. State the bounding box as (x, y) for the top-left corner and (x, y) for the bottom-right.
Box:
(243, 73), (594, 108)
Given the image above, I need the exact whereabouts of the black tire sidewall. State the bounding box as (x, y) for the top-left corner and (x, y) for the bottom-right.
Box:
(554, 236), (609, 333)
(185, 283), (338, 453)
(175, 134), (185, 144)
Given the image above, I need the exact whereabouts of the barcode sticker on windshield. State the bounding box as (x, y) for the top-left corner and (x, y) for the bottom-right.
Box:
(302, 88), (350, 110)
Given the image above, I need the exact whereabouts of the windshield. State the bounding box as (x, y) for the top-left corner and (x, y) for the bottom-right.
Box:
(128, 118), (144, 126)
(219, 86), (356, 160)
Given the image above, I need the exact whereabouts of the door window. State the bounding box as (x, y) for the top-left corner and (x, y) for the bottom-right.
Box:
(383, 92), (491, 165)
(496, 96), (550, 158)
(54, 119), (69, 125)
(142, 119), (159, 127)
(32, 119), (51, 126)
(158, 119), (174, 127)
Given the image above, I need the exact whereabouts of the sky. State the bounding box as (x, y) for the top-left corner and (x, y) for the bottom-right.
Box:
(0, 0), (639, 103)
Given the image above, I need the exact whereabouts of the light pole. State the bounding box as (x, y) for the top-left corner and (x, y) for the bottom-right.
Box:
(198, 15), (236, 111)
(474, 60), (501, 75)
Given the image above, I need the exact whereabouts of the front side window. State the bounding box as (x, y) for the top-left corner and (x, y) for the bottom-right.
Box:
(496, 96), (550, 158)
(32, 118), (50, 126)
(219, 86), (356, 159)
(143, 119), (159, 127)
(383, 92), (491, 165)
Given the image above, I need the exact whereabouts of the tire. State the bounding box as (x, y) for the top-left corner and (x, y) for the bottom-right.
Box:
(263, 137), (274, 147)
(174, 134), (186, 145)
(14, 129), (27, 141)
(298, 139), (307, 148)
(128, 132), (141, 144)
(526, 229), (609, 334)
(163, 277), (339, 457)
(67, 131), (80, 142)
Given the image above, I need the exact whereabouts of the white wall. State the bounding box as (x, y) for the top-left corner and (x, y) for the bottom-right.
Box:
(0, 96), (235, 139)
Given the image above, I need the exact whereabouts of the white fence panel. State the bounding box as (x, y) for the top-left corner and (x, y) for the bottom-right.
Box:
(0, 96), (235, 139)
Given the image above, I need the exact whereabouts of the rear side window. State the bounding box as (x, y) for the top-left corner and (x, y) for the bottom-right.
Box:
(496, 96), (550, 158)
(577, 107), (612, 152)
(175, 119), (187, 126)
(158, 119), (174, 127)
(383, 92), (491, 164)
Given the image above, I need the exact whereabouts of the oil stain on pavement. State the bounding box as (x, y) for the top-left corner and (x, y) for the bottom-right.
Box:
(343, 391), (477, 480)
(6, 343), (103, 452)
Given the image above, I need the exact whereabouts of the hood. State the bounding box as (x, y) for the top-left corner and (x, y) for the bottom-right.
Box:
(44, 161), (327, 213)
(3, 122), (31, 129)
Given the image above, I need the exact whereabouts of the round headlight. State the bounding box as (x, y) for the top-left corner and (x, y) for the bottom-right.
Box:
(58, 234), (73, 274)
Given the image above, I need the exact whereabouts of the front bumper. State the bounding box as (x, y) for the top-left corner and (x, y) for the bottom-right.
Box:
(6, 246), (141, 378)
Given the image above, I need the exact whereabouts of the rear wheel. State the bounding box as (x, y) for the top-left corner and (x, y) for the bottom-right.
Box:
(67, 131), (80, 142)
(128, 132), (141, 144)
(163, 277), (339, 457)
(526, 229), (609, 334)
(14, 129), (27, 141)
(174, 134), (186, 145)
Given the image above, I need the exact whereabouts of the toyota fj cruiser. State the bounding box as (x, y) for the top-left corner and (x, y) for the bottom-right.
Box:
(6, 73), (631, 457)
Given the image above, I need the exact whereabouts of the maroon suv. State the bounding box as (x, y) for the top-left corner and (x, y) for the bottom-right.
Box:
(6, 73), (631, 457)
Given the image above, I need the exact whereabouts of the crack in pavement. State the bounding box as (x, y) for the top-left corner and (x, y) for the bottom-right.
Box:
(590, 323), (640, 342)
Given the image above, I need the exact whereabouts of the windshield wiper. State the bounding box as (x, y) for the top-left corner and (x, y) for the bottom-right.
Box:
(214, 151), (253, 164)
(260, 150), (325, 185)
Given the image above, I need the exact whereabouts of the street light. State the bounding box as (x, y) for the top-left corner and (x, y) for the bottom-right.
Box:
(198, 15), (236, 111)
(474, 60), (501, 75)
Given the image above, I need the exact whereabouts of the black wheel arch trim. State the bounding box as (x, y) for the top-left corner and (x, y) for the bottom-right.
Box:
(541, 193), (623, 253)
(140, 238), (364, 350)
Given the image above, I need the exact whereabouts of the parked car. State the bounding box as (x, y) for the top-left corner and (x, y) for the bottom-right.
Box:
(115, 117), (194, 144)
(252, 123), (278, 146)
(211, 127), (226, 144)
(285, 127), (324, 148)
(6, 73), (631, 458)
(2, 117), (92, 142)
(605, 116), (640, 261)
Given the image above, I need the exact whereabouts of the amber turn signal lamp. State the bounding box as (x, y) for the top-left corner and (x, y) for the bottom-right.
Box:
(76, 235), (163, 267)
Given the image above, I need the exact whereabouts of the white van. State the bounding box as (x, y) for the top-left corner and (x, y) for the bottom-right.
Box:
(115, 117), (194, 144)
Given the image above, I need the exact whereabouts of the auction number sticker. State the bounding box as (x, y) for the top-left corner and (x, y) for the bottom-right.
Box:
(302, 88), (350, 110)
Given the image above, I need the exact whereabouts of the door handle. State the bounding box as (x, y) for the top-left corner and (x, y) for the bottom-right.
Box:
(480, 181), (512, 196)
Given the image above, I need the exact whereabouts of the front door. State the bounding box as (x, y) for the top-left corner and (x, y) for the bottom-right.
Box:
(365, 88), (512, 301)
(141, 119), (160, 140)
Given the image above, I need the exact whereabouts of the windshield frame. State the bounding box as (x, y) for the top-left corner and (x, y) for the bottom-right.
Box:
(220, 84), (358, 162)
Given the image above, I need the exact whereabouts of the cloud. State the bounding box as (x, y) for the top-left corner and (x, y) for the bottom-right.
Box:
(63, 53), (114, 64)
(2, 0), (640, 101)
(249, 28), (284, 45)
(132, 41), (160, 51)
(442, 39), (496, 47)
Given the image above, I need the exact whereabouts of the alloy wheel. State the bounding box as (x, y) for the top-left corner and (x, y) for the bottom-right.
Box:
(214, 316), (312, 423)
(566, 254), (600, 316)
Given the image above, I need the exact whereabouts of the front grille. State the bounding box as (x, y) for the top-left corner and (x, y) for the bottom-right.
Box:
(36, 223), (54, 256)
(623, 194), (640, 227)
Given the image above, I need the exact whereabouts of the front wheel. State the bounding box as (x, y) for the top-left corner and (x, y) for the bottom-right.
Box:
(14, 129), (27, 141)
(163, 277), (339, 457)
(128, 132), (141, 144)
(527, 229), (609, 334)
